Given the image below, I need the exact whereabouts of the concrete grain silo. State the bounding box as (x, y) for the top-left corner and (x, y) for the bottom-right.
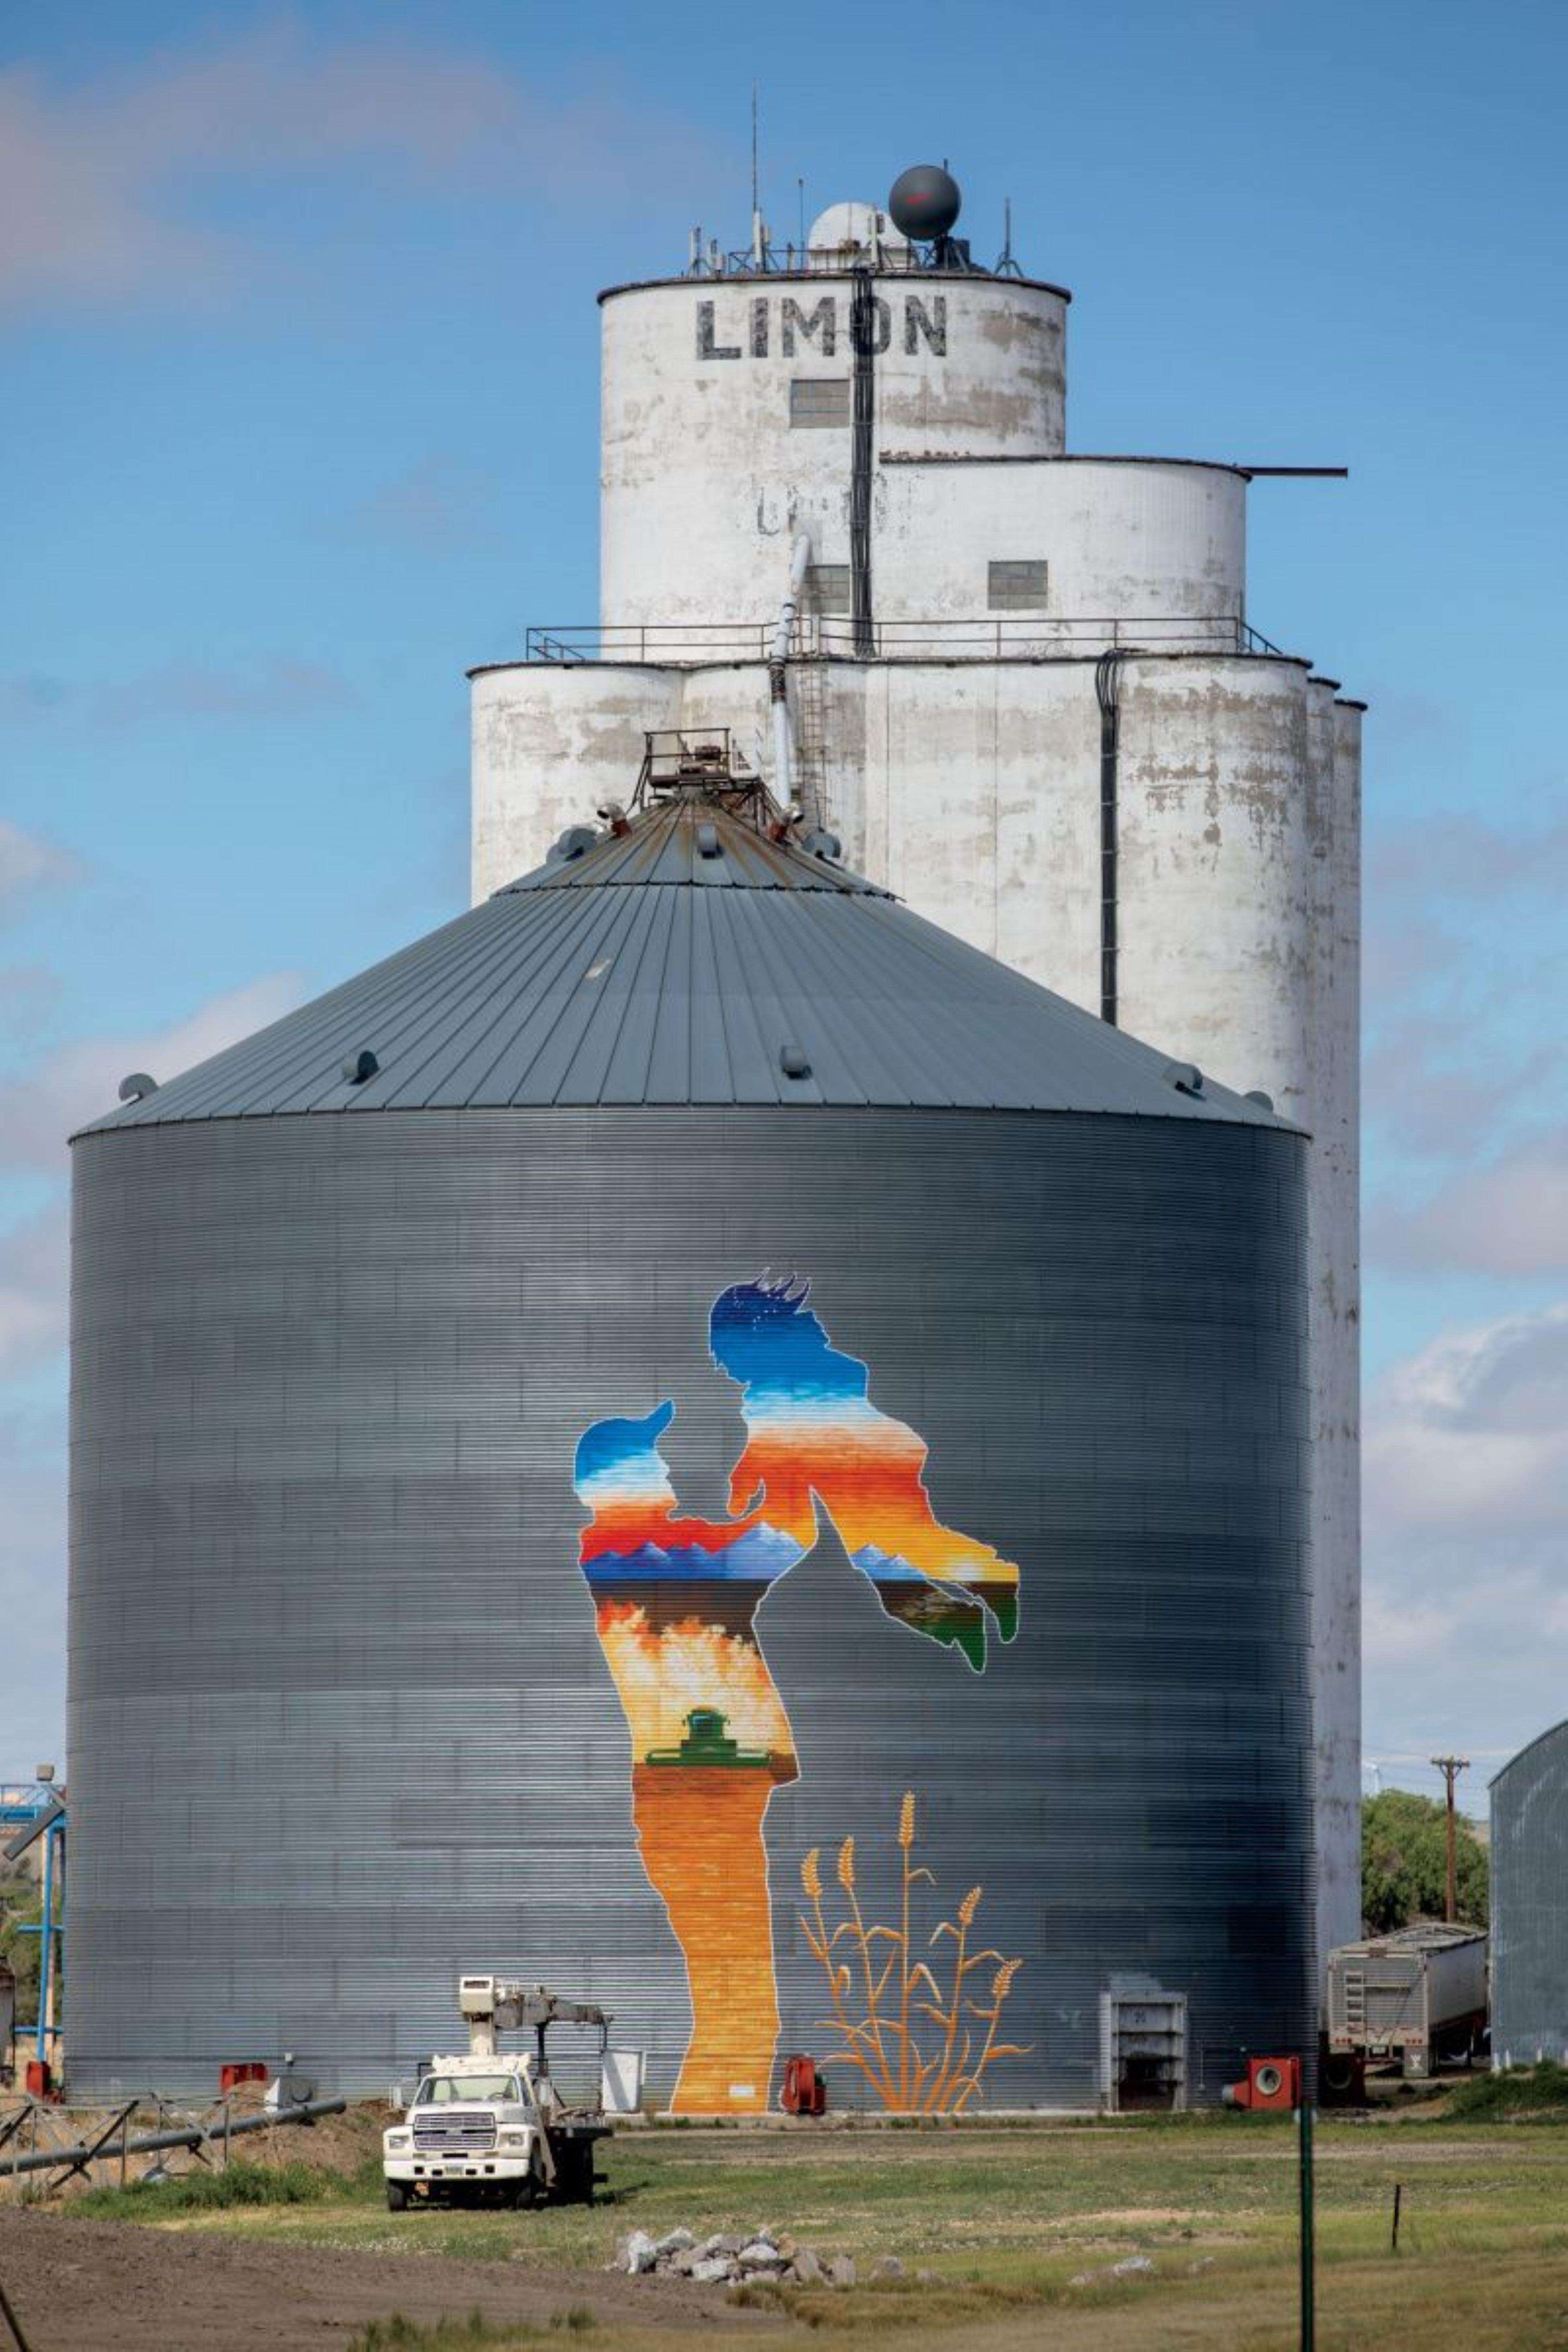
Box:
(470, 177), (1363, 1963)
(69, 760), (1313, 2107)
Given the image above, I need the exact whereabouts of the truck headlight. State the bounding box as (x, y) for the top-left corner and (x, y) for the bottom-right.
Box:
(498, 2129), (531, 2148)
(384, 2132), (411, 2152)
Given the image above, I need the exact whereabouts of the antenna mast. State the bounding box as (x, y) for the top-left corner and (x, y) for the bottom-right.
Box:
(750, 85), (766, 267)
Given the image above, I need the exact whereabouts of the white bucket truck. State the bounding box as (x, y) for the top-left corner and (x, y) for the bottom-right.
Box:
(383, 1974), (613, 2211)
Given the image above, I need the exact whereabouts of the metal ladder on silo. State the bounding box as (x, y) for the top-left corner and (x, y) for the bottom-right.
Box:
(791, 655), (831, 831)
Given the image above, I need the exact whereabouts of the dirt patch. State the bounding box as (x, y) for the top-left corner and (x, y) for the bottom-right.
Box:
(1045, 2207), (1208, 2228)
(0, 2208), (780, 2350)
(216, 2094), (389, 2181)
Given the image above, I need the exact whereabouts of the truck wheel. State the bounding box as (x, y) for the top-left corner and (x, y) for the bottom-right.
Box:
(385, 2181), (409, 2213)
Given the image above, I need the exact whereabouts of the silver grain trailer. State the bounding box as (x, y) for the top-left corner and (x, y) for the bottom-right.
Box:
(1327, 1926), (1488, 2077)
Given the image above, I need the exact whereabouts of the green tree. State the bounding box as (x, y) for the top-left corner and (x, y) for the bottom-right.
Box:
(0, 1868), (42, 2015)
(1361, 1790), (1488, 1935)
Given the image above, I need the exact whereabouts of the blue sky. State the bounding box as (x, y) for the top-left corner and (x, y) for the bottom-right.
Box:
(3, 0), (1564, 1813)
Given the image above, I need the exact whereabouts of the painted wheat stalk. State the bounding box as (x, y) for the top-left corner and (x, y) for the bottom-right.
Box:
(795, 1791), (1029, 2114)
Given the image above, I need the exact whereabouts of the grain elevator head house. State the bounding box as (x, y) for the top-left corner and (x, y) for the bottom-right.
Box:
(69, 163), (1351, 2110)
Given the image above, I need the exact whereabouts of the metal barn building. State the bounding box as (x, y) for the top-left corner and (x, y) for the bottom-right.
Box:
(1492, 1724), (1568, 2067)
(470, 178), (1363, 1961)
(68, 769), (1313, 2108)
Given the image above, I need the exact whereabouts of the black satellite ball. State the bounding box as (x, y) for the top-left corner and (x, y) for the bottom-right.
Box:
(888, 163), (961, 243)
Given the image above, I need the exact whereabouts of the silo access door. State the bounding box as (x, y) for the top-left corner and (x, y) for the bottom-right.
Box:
(1099, 1984), (1188, 2113)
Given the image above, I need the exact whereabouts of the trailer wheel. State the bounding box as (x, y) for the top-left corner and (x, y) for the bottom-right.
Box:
(385, 2180), (409, 2213)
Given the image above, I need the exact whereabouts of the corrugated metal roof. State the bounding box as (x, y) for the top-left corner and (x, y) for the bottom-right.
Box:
(1490, 1719), (1568, 1788)
(508, 795), (890, 894)
(76, 797), (1294, 1134)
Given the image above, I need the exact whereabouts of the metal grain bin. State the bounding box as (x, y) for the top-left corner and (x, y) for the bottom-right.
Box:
(68, 773), (1312, 2109)
(1493, 1724), (1568, 2067)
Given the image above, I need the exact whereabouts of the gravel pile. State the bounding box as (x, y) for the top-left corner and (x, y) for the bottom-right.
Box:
(613, 2225), (916, 2289)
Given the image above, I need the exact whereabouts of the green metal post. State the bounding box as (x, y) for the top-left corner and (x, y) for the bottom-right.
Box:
(1298, 2089), (1315, 2350)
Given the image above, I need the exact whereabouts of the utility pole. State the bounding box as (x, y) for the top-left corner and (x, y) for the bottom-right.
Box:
(1431, 1755), (1470, 1922)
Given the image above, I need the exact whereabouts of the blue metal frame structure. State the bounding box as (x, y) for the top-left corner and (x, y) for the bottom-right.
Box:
(2, 1782), (66, 2065)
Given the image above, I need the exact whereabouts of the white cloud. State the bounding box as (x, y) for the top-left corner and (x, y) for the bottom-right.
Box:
(1361, 914), (1446, 1009)
(0, 1202), (68, 1381)
(1362, 1014), (1555, 1158)
(0, 818), (78, 900)
(0, 1409), (68, 1769)
(1368, 1134), (1568, 1278)
(1364, 1307), (1568, 1768)
(92, 658), (351, 731)
(2, 971), (302, 1172)
(1368, 810), (1568, 902)
(0, 27), (724, 314)
(331, 463), (484, 554)
(0, 674), (71, 719)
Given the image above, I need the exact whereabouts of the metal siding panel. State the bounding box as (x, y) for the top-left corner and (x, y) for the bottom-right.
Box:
(642, 897), (694, 1106)
(685, 896), (734, 1103)
(555, 886), (667, 1105)
(303, 904), (538, 1113)
(735, 901), (869, 1106)
(379, 895), (598, 1107)
(418, 893), (618, 1107)
(714, 895), (821, 1104)
(69, 1106), (1311, 2105)
(777, 899), (953, 1107)
(505, 893), (653, 1107)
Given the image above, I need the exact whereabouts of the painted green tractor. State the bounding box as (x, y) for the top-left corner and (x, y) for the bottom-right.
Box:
(645, 1707), (770, 1768)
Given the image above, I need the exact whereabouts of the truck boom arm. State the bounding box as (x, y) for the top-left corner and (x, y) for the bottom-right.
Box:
(458, 1974), (610, 2058)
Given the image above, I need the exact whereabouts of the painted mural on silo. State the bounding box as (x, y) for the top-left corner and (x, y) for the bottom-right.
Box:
(573, 1274), (1023, 2112)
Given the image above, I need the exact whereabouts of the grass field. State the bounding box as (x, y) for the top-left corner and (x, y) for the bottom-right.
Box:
(59, 2077), (1568, 2350)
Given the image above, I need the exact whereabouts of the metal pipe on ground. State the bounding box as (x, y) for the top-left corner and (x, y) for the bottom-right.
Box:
(0, 2097), (346, 2180)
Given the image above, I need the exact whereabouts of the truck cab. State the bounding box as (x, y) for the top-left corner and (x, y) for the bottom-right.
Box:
(383, 2054), (550, 2209)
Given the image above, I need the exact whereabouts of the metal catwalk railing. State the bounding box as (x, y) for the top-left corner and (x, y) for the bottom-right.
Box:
(523, 615), (1285, 665)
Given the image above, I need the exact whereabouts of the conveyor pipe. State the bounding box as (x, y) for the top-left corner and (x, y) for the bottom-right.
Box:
(768, 534), (812, 808)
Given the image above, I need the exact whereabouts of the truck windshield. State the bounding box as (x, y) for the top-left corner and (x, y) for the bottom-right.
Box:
(415, 2075), (522, 2105)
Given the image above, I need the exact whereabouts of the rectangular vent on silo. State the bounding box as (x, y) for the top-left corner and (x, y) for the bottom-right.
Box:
(790, 378), (850, 428)
(988, 558), (1051, 609)
(807, 564), (851, 614)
